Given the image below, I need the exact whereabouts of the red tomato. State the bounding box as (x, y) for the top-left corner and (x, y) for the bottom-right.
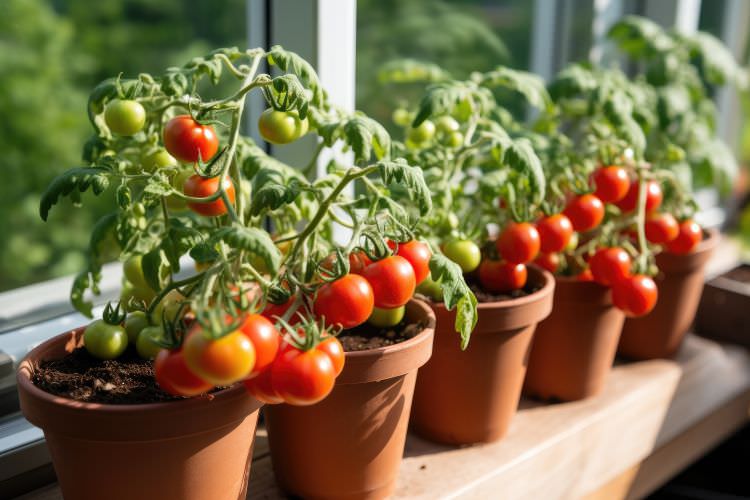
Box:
(243, 368), (284, 404)
(271, 345), (336, 405)
(361, 256), (416, 308)
(391, 240), (431, 284)
(534, 253), (560, 273)
(591, 166), (630, 203)
(612, 274), (658, 317)
(577, 268), (595, 282)
(589, 247), (632, 286)
(183, 328), (255, 385)
(616, 181), (663, 213)
(154, 348), (214, 397)
(564, 194), (605, 232)
(314, 274), (374, 329)
(239, 314), (281, 378)
(183, 175), (236, 217)
(666, 220), (703, 255)
(478, 260), (527, 293)
(317, 336), (345, 377)
(645, 213), (679, 244)
(163, 115), (219, 163)
(536, 214), (574, 253)
(496, 222), (541, 264)
(349, 251), (372, 274)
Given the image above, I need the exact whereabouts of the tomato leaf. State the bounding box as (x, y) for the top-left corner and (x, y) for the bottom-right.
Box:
(89, 212), (118, 267)
(343, 116), (392, 163)
(39, 167), (112, 221)
(478, 66), (553, 111)
(212, 225), (282, 274)
(70, 271), (95, 318)
(162, 219), (205, 272)
(376, 158), (432, 215)
(141, 249), (168, 292)
(377, 59), (451, 84)
(267, 45), (324, 106)
(412, 80), (493, 127)
(428, 253), (477, 349)
(503, 139), (546, 204)
(607, 15), (675, 57)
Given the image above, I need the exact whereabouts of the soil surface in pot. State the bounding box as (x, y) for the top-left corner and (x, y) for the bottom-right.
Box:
(338, 319), (426, 352)
(32, 347), (184, 404)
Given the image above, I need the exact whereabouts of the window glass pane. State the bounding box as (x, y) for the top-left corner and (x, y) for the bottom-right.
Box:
(0, 0), (245, 292)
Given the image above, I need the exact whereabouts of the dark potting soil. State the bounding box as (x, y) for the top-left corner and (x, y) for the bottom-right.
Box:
(32, 347), (186, 405)
(724, 265), (750, 284)
(339, 320), (426, 352)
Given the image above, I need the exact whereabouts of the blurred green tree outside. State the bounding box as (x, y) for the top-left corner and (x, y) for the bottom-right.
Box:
(0, 0), (245, 291)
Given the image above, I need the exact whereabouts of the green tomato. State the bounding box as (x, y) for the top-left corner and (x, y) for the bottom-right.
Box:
(453, 98), (474, 122)
(124, 311), (149, 344)
(392, 108), (411, 127)
(104, 99), (146, 136)
(123, 255), (152, 292)
(443, 240), (481, 273)
(258, 109), (305, 145)
(368, 306), (405, 328)
(120, 281), (156, 311)
(142, 149), (177, 172)
(443, 131), (464, 148)
(566, 232), (579, 252)
(408, 120), (436, 144)
(436, 116), (460, 134)
(84, 320), (128, 360)
(136, 326), (164, 360)
(150, 289), (184, 324)
(416, 275), (444, 301)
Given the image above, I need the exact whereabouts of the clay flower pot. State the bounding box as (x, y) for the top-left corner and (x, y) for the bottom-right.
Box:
(17, 328), (263, 500)
(618, 229), (718, 360)
(410, 266), (554, 445)
(264, 299), (435, 500)
(523, 277), (625, 401)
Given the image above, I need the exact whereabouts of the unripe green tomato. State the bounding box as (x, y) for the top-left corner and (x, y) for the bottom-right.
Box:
(408, 120), (436, 144)
(453, 98), (474, 122)
(133, 203), (146, 217)
(392, 108), (411, 127)
(120, 282), (156, 311)
(368, 306), (405, 328)
(294, 111), (309, 137)
(123, 255), (151, 292)
(436, 116), (460, 134)
(442, 240), (481, 273)
(104, 99), (146, 136)
(566, 232), (579, 252)
(258, 109), (305, 145)
(166, 168), (193, 212)
(446, 212), (460, 230)
(124, 311), (150, 344)
(443, 131), (463, 148)
(416, 275), (444, 301)
(136, 326), (164, 360)
(150, 289), (184, 324)
(142, 149), (177, 172)
(84, 320), (128, 360)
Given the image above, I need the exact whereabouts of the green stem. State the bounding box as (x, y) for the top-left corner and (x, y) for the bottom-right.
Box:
(147, 273), (206, 317)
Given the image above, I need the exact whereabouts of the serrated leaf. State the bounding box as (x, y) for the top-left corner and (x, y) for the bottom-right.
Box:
(607, 15), (675, 56)
(343, 116), (392, 163)
(267, 45), (324, 106)
(162, 219), (205, 272)
(478, 66), (552, 111)
(376, 158), (432, 215)
(548, 64), (598, 101)
(503, 139), (546, 204)
(142, 249), (168, 292)
(213, 226), (282, 274)
(682, 32), (748, 89)
(40, 167), (112, 221)
(413, 81), (492, 126)
(429, 253), (477, 349)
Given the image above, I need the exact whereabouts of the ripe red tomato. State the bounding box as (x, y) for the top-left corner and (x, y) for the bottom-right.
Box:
(564, 194), (605, 232)
(183, 328), (255, 385)
(496, 222), (541, 264)
(163, 115), (219, 163)
(645, 213), (679, 244)
(534, 253), (560, 273)
(239, 314), (280, 378)
(577, 268), (594, 282)
(478, 260), (527, 293)
(391, 240), (431, 284)
(666, 220), (703, 255)
(589, 247), (632, 286)
(361, 256), (416, 308)
(243, 368), (284, 404)
(154, 348), (214, 397)
(271, 345), (336, 405)
(314, 274), (374, 329)
(320, 251), (372, 275)
(317, 336), (345, 376)
(612, 274), (658, 317)
(616, 181), (663, 213)
(591, 166), (630, 203)
(183, 175), (236, 217)
(537, 214), (574, 253)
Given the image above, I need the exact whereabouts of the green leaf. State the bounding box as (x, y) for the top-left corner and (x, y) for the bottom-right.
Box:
(39, 167), (111, 221)
(548, 64), (598, 101)
(162, 219), (205, 272)
(429, 253), (477, 350)
(692, 138), (738, 195)
(503, 139), (546, 204)
(412, 81), (492, 126)
(141, 249), (168, 292)
(682, 32), (748, 89)
(603, 91), (646, 155)
(267, 45), (324, 106)
(213, 225), (282, 274)
(71, 271), (95, 318)
(343, 116), (392, 163)
(376, 158), (432, 215)
(89, 212), (118, 266)
(607, 15), (675, 57)
(271, 73), (311, 111)
(478, 66), (552, 111)
(377, 58), (451, 84)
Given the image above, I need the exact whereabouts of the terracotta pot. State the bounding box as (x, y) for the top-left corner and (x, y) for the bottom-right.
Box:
(524, 277), (625, 401)
(17, 328), (262, 500)
(410, 266), (554, 445)
(618, 229), (719, 360)
(265, 299), (435, 500)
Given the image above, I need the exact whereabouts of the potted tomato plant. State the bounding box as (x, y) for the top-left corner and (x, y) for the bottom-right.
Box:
(381, 64), (556, 444)
(19, 46), (473, 500)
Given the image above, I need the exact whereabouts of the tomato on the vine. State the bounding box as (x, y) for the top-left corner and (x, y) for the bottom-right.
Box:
(183, 175), (236, 217)
(142, 149), (177, 172)
(564, 194), (605, 232)
(271, 344), (337, 405)
(183, 328), (255, 385)
(258, 109), (308, 144)
(163, 115), (219, 163)
(317, 336), (345, 377)
(616, 180), (663, 213)
(478, 260), (527, 293)
(239, 314), (281, 377)
(645, 213), (679, 244)
(589, 247), (632, 287)
(104, 99), (146, 136)
(391, 240), (431, 284)
(124, 311), (149, 344)
(368, 305), (405, 328)
(497, 222), (540, 264)
(666, 220), (702, 255)
(314, 274), (374, 329)
(612, 274), (658, 317)
(84, 320), (129, 360)
(361, 256), (416, 308)
(136, 325), (164, 360)
(416, 275), (444, 301)
(442, 240), (481, 273)
(155, 348), (213, 397)
(537, 214), (573, 253)
(534, 253), (560, 273)
(243, 368), (284, 404)
(577, 268), (595, 282)
(591, 166), (630, 203)
(408, 120), (436, 144)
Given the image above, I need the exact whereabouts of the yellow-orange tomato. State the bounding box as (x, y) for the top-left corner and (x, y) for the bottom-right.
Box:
(183, 328), (256, 385)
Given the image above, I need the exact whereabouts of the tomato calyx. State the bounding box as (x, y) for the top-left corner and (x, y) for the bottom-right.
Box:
(102, 301), (127, 325)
